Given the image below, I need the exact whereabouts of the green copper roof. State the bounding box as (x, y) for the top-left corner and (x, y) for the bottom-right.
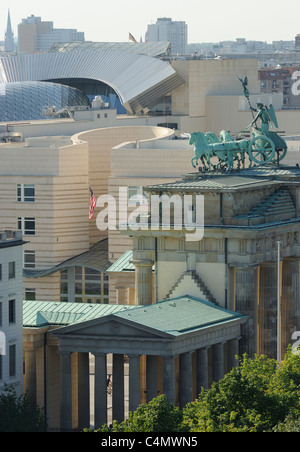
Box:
(107, 250), (135, 272)
(24, 296), (246, 334)
(107, 250), (155, 273)
(23, 300), (134, 328)
(114, 295), (246, 337)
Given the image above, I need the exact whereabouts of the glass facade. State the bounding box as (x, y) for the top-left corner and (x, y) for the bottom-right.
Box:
(60, 267), (109, 304)
(0, 81), (90, 122)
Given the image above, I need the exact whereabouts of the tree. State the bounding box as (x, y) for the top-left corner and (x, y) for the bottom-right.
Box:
(0, 384), (46, 432)
(85, 349), (300, 433)
(92, 395), (184, 432)
(182, 354), (289, 432)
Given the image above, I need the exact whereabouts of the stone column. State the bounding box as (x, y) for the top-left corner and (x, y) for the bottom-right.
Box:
(131, 259), (153, 306)
(128, 355), (141, 413)
(196, 347), (210, 393)
(235, 266), (258, 356)
(94, 353), (107, 429)
(259, 263), (278, 359)
(179, 352), (193, 409)
(60, 351), (72, 432)
(146, 355), (158, 402)
(163, 356), (176, 404)
(112, 354), (124, 423)
(24, 348), (37, 408)
(212, 342), (225, 383)
(77, 352), (90, 430)
(282, 258), (300, 357)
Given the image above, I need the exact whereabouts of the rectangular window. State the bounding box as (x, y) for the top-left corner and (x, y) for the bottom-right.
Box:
(9, 299), (15, 323)
(0, 354), (2, 380)
(0, 264), (2, 281)
(9, 345), (16, 377)
(103, 273), (109, 296)
(8, 262), (15, 279)
(18, 217), (35, 236)
(24, 289), (36, 301)
(0, 302), (2, 326)
(17, 184), (35, 202)
(24, 250), (35, 269)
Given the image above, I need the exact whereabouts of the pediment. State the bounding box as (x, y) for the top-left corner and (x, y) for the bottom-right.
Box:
(52, 314), (171, 340)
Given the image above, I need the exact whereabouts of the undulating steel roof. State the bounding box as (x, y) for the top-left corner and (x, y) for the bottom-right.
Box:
(0, 50), (184, 114)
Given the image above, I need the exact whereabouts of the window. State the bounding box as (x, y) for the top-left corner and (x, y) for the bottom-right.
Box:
(8, 262), (15, 279)
(9, 299), (15, 323)
(85, 268), (101, 295)
(24, 289), (36, 301)
(60, 267), (109, 303)
(18, 217), (35, 236)
(9, 344), (16, 377)
(0, 302), (2, 326)
(24, 250), (35, 269)
(0, 264), (2, 281)
(17, 184), (35, 202)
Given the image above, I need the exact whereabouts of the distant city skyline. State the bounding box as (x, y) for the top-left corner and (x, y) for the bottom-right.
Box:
(1, 0), (300, 46)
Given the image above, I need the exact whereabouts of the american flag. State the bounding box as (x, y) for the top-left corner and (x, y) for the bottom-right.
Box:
(89, 186), (96, 220)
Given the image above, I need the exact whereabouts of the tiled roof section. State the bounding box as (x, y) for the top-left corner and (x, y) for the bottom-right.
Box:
(115, 296), (246, 336)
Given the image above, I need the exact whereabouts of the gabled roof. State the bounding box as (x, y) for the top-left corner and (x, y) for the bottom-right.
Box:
(48, 296), (247, 356)
(24, 296), (246, 335)
(113, 295), (246, 337)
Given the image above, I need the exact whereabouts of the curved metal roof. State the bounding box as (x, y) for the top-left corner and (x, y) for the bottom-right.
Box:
(0, 50), (183, 113)
(49, 41), (171, 58)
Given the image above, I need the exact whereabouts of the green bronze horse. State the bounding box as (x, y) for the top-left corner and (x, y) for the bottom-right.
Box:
(189, 131), (248, 172)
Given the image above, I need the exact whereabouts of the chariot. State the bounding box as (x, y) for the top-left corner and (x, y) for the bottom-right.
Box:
(190, 78), (288, 172)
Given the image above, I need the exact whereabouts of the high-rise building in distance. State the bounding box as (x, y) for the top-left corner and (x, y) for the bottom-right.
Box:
(146, 17), (187, 55)
(18, 15), (85, 53)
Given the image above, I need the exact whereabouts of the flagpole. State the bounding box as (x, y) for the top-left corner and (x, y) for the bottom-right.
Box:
(277, 240), (281, 363)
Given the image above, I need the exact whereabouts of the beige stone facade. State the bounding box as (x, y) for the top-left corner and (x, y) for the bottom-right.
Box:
(124, 166), (300, 360)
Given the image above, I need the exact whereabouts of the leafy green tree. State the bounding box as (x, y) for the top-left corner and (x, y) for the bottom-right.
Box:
(85, 349), (300, 433)
(273, 415), (300, 432)
(0, 384), (46, 432)
(93, 395), (183, 432)
(182, 354), (288, 432)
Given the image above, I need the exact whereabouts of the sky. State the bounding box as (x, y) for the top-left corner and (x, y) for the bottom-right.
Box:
(1, 0), (300, 45)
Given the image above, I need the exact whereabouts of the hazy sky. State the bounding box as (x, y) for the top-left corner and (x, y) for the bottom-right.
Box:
(1, 0), (300, 45)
